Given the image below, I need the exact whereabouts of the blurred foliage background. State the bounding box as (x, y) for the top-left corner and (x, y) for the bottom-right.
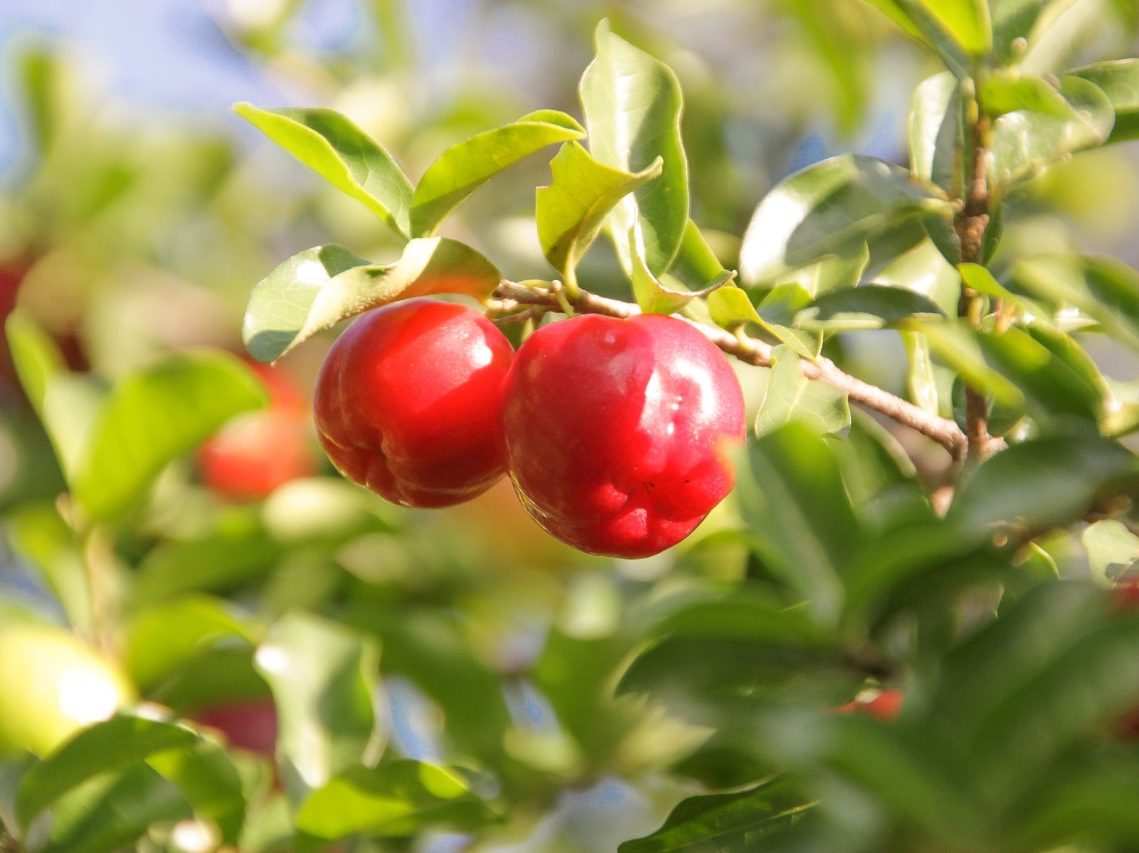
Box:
(3, 1), (1139, 851)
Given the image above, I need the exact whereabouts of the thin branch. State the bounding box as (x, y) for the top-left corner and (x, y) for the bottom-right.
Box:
(491, 281), (968, 458)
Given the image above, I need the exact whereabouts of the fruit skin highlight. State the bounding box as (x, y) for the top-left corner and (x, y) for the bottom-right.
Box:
(502, 313), (745, 559)
(314, 299), (515, 508)
(0, 622), (134, 757)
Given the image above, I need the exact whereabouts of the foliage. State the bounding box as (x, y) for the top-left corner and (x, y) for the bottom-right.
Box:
(3, 1), (1139, 851)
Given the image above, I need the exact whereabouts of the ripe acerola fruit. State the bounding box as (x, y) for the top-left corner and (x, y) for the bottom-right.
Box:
(502, 313), (745, 558)
(0, 622), (134, 756)
(314, 299), (514, 508)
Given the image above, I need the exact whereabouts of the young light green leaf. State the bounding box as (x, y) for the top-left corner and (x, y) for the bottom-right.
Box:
(909, 72), (965, 197)
(71, 352), (267, 521)
(908, 319), (1024, 406)
(410, 109), (584, 236)
(234, 102), (412, 238)
(990, 0), (1059, 62)
(707, 285), (820, 359)
(1083, 520), (1139, 584)
(535, 141), (662, 283)
(242, 237), (501, 363)
(797, 285), (945, 331)
(989, 76), (1114, 195)
(755, 346), (851, 438)
(980, 71), (1076, 119)
(17, 715), (199, 827)
(295, 761), (492, 839)
(958, 262), (1052, 326)
(739, 155), (947, 286)
(1008, 253), (1139, 352)
(903, 331), (940, 415)
(1070, 59), (1139, 143)
(254, 613), (380, 803)
(628, 230), (733, 315)
(914, 0), (992, 58)
(148, 738), (247, 844)
(580, 20), (689, 275)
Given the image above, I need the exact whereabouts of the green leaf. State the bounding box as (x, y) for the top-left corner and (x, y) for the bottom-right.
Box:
(909, 72), (965, 197)
(755, 346), (850, 438)
(669, 220), (731, 290)
(1083, 520), (1139, 584)
(707, 285), (820, 359)
(410, 109), (584, 237)
(735, 424), (862, 622)
(629, 238), (733, 315)
(771, 243), (871, 299)
(989, 75), (1114, 194)
(294, 761), (492, 840)
(618, 776), (817, 852)
(6, 503), (91, 633)
(902, 331), (940, 415)
(16, 715), (198, 827)
(253, 614), (380, 802)
(990, 0), (1058, 62)
(980, 71), (1076, 119)
(908, 319), (1025, 406)
(914, 0), (992, 58)
(1008, 254), (1139, 352)
(535, 141), (662, 282)
(1071, 59), (1139, 143)
(739, 155), (946, 286)
(148, 737), (247, 844)
(958, 261), (1052, 326)
(242, 238), (501, 363)
(949, 434), (1139, 537)
(580, 20), (689, 275)
(797, 284), (945, 331)
(234, 102), (413, 238)
(72, 352), (267, 521)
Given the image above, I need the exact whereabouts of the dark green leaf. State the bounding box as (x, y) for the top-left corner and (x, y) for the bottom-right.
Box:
(242, 238), (500, 363)
(739, 155), (946, 286)
(1070, 59), (1139, 142)
(535, 141), (662, 283)
(73, 352), (267, 521)
(17, 715), (198, 826)
(253, 614), (380, 802)
(618, 776), (816, 853)
(669, 220), (730, 290)
(580, 20), (689, 275)
(410, 110), (584, 236)
(949, 434), (1139, 537)
(234, 103), (412, 238)
(755, 346), (850, 438)
(797, 284), (945, 331)
(294, 761), (492, 839)
(908, 319), (1024, 405)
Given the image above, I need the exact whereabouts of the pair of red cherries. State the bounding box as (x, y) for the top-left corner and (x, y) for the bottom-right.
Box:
(313, 299), (745, 559)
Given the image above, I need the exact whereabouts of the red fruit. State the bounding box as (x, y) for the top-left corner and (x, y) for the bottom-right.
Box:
(832, 689), (903, 722)
(502, 314), (745, 558)
(313, 299), (514, 508)
(199, 409), (314, 500)
(191, 699), (278, 756)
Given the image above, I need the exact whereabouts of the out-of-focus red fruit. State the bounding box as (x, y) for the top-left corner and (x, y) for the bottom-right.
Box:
(199, 360), (316, 500)
(313, 299), (514, 508)
(191, 699), (278, 756)
(831, 689), (903, 722)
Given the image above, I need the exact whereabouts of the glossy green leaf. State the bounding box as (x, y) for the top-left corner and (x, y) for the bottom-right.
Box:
(958, 261), (1052, 326)
(902, 331), (940, 415)
(707, 285), (820, 359)
(950, 434), (1139, 537)
(1071, 59), (1139, 142)
(234, 102), (412, 238)
(253, 614), (380, 802)
(72, 352), (267, 521)
(990, 0), (1059, 62)
(989, 76), (1114, 194)
(772, 243), (871, 299)
(915, 0), (992, 57)
(125, 596), (258, 691)
(629, 238), (732, 315)
(755, 346), (850, 438)
(797, 284), (945, 331)
(739, 155), (946, 286)
(410, 109), (584, 236)
(1083, 520), (1139, 584)
(735, 424), (862, 622)
(909, 72), (964, 197)
(908, 319), (1025, 405)
(669, 220), (730, 289)
(242, 238), (500, 363)
(876, 239), (961, 316)
(148, 737), (247, 843)
(980, 71), (1074, 119)
(580, 20), (688, 275)
(619, 776), (816, 852)
(295, 761), (491, 839)
(535, 141), (662, 282)
(1008, 254), (1139, 352)
(17, 715), (198, 826)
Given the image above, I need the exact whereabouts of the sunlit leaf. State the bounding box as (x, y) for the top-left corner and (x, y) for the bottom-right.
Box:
(72, 352), (267, 521)
(410, 109), (584, 236)
(148, 737), (247, 844)
(1071, 59), (1139, 143)
(707, 285), (820, 358)
(909, 71), (965, 197)
(980, 71), (1075, 119)
(580, 20), (688, 275)
(242, 238), (500, 363)
(535, 141), (662, 282)
(755, 346), (850, 438)
(907, 319), (1024, 405)
(739, 155), (946, 286)
(797, 285), (945, 331)
(1083, 520), (1139, 584)
(234, 102), (412, 238)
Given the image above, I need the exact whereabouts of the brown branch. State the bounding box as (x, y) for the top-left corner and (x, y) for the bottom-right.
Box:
(491, 281), (968, 458)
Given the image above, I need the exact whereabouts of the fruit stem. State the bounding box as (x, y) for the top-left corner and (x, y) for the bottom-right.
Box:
(492, 280), (968, 458)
